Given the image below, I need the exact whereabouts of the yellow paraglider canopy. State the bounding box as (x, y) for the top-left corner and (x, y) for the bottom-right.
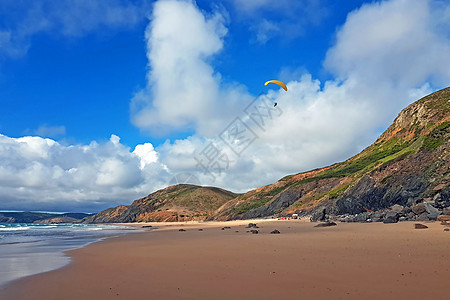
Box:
(264, 80), (287, 91)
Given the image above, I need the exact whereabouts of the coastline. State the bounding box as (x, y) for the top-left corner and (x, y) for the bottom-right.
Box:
(1, 220), (449, 299)
(0, 224), (140, 287)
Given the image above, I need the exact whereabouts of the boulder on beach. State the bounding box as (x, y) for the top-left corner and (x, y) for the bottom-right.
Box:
(390, 204), (404, 213)
(437, 215), (450, 222)
(414, 223), (428, 229)
(383, 212), (399, 223)
(246, 223), (259, 228)
(314, 222), (337, 227)
(412, 204), (427, 215)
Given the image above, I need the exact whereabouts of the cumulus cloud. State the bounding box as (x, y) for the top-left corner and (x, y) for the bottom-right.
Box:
(0, 0), (147, 57)
(130, 0), (250, 137)
(0, 134), (167, 212)
(325, 0), (450, 88)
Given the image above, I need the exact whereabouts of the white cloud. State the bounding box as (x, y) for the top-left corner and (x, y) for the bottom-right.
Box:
(1, 0), (450, 212)
(130, 0), (249, 137)
(324, 0), (450, 88)
(133, 143), (158, 169)
(0, 0), (147, 57)
(0, 134), (168, 212)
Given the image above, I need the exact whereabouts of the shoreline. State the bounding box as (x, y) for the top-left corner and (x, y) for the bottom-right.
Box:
(0, 224), (141, 287)
(1, 220), (449, 299)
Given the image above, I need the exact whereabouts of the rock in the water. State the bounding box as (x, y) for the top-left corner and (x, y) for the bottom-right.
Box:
(270, 229), (280, 234)
(383, 212), (399, 223)
(412, 204), (427, 215)
(179, 229), (186, 231)
(414, 223), (428, 229)
(142, 225), (152, 228)
(314, 222), (337, 227)
(198, 229), (203, 231)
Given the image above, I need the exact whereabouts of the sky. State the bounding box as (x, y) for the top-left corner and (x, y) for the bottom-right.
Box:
(0, 0), (449, 213)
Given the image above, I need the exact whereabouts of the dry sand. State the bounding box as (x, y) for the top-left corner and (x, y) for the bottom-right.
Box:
(0, 220), (449, 299)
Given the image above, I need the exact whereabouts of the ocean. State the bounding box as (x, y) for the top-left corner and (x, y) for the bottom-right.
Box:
(0, 223), (139, 286)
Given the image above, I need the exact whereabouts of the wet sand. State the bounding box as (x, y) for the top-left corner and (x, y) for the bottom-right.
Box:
(1, 220), (449, 299)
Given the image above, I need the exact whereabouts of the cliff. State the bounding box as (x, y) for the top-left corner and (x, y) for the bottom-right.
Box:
(87, 87), (450, 223)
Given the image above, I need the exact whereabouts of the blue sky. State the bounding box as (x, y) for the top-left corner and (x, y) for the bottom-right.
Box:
(0, 0), (449, 212)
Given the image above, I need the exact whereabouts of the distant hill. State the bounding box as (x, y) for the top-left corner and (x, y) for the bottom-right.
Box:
(0, 212), (92, 223)
(84, 184), (238, 223)
(87, 87), (450, 223)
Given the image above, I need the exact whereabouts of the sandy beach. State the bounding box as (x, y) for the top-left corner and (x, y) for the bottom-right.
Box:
(1, 220), (449, 299)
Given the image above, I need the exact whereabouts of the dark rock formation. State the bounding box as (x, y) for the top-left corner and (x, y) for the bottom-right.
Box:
(383, 212), (400, 223)
(414, 223), (428, 229)
(314, 222), (337, 227)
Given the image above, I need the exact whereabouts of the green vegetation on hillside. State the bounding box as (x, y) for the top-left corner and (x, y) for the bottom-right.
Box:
(231, 197), (271, 214)
(422, 121), (450, 150)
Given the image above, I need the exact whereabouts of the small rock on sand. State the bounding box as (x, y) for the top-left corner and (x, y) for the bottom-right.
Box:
(270, 230), (280, 234)
(414, 223), (428, 229)
(314, 222), (337, 227)
(179, 229), (186, 232)
(444, 228), (449, 232)
(437, 215), (450, 222)
(246, 223), (259, 228)
(250, 230), (259, 234)
(198, 229), (203, 231)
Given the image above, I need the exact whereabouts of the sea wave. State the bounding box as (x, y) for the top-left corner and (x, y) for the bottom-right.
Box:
(0, 226), (30, 231)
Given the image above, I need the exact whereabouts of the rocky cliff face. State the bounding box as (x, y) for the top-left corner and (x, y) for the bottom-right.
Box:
(87, 87), (450, 223)
(214, 87), (450, 222)
(85, 185), (238, 223)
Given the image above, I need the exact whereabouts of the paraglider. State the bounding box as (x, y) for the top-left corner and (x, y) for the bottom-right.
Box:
(264, 80), (287, 91)
(264, 80), (287, 107)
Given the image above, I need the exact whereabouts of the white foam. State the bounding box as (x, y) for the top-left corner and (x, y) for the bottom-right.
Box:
(0, 227), (30, 231)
